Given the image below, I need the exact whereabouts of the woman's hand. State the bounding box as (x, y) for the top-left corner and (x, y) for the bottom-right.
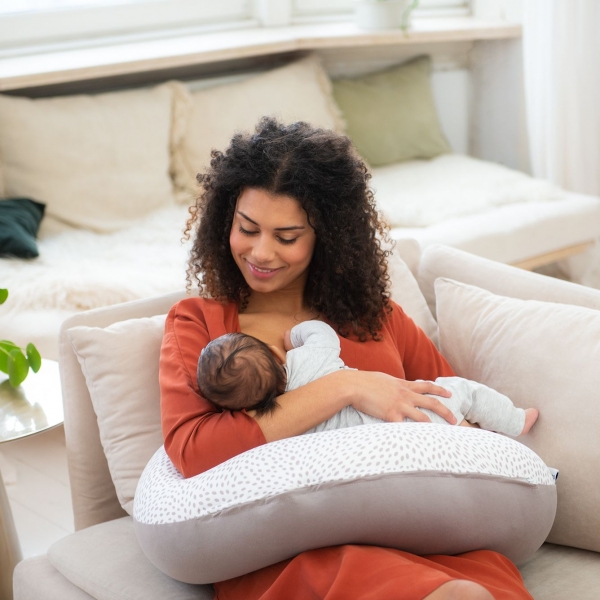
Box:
(345, 370), (457, 425)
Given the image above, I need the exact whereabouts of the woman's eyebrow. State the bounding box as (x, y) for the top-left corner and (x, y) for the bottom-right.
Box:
(237, 210), (305, 231)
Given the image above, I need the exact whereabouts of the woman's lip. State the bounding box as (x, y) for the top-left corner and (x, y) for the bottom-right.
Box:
(246, 261), (282, 279)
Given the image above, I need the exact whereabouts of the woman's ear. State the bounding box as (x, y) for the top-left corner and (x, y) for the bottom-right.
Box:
(269, 345), (287, 365)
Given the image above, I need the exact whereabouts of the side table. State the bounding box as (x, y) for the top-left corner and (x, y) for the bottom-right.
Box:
(0, 360), (63, 600)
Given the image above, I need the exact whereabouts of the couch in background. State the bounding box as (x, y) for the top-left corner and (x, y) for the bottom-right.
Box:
(1, 54), (600, 362)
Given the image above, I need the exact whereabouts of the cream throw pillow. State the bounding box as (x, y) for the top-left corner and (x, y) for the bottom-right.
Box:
(387, 246), (438, 346)
(171, 55), (346, 198)
(0, 84), (176, 232)
(435, 278), (600, 553)
(67, 315), (167, 514)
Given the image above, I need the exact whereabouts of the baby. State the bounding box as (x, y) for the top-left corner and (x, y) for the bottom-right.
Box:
(197, 320), (538, 436)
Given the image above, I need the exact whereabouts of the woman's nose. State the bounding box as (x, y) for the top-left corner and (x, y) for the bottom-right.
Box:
(252, 235), (275, 263)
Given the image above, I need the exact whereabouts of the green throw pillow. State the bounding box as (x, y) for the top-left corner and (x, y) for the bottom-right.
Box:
(0, 198), (46, 258)
(332, 55), (451, 167)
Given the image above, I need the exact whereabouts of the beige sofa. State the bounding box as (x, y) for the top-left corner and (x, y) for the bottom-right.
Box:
(12, 243), (600, 600)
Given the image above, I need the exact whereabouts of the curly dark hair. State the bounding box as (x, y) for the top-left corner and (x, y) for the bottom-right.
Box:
(184, 117), (393, 341)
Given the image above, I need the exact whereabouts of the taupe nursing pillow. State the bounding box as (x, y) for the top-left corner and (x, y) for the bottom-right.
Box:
(133, 423), (556, 584)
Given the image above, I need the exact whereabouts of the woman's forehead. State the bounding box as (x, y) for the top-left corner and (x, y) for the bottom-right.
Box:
(235, 188), (309, 228)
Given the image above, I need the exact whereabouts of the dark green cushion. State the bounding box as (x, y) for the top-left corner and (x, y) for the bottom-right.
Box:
(0, 198), (46, 258)
(332, 55), (451, 167)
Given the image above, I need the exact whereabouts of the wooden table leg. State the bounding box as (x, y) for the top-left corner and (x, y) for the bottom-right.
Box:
(0, 475), (21, 600)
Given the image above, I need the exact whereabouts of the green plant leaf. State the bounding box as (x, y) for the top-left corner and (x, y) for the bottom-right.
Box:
(0, 341), (20, 374)
(26, 343), (42, 373)
(0, 289), (7, 304)
(8, 349), (29, 387)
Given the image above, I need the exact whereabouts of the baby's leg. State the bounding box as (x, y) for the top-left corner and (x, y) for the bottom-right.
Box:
(403, 388), (466, 427)
(306, 406), (383, 434)
(437, 377), (534, 436)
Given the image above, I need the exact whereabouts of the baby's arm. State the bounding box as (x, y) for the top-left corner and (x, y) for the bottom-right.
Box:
(288, 321), (341, 352)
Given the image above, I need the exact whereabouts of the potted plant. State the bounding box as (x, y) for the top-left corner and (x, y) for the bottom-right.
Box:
(0, 288), (42, 387)
(355, 0), (419, 31)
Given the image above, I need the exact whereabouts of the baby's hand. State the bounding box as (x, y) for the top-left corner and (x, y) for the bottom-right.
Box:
(283, 329), (293, 352)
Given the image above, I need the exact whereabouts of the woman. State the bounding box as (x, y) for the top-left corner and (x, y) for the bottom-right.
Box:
(159, 118), (532, 600)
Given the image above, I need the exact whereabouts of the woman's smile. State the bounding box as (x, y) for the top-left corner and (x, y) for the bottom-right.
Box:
(230, 187), (316, 295)
(246, 261), (283, 279)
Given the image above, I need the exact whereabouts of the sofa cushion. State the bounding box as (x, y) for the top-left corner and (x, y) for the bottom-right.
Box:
(332, 55), (450, 167)
(47, 517), (213, 600)
(418, 244), (600, 317)
(170, 55), (346, 198)
(0, 198), (45, 258)
(67, 315), (166, 514)
(435, 278), (600, 553)
(519, 543), (600, 600)
(0, 84), (176, 232)
(134, 426), (555, 584)
(14, 555), (95, 600)
(370, 154), (564, 228)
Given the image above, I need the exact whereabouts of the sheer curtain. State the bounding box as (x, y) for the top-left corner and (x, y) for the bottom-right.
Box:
(522, 0), (600, 196)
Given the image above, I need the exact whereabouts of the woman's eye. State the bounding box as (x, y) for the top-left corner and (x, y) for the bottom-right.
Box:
(239, 226), (258, 236)
(278, 237), (298, 245)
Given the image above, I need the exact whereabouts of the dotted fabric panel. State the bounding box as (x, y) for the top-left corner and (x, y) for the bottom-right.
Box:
(134, 423), (554, 525)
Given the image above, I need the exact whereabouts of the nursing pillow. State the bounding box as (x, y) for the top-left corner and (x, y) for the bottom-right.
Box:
(133, 423), (556, 584)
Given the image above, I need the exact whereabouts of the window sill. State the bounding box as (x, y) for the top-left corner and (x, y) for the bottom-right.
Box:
(0, 17), (521, 92)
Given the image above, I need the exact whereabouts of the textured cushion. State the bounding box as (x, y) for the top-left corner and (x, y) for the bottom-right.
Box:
(0, 198), (45, 258)
(435, 278), (600, 553)
(171, 55), (345, 197)
(0, 84), (176, 232)
(67, 315), (166, 514)
(134, 424), (555, 584)
(48, 517), (213, 600)
(332, 55), (450, 167)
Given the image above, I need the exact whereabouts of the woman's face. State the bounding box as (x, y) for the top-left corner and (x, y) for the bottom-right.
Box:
(229, 188), (316, 296)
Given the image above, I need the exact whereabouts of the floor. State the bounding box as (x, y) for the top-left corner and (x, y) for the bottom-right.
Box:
(0, 425), (73, 559)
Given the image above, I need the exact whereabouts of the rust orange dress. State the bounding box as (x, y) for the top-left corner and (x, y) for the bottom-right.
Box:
(160, 297), (533, 600)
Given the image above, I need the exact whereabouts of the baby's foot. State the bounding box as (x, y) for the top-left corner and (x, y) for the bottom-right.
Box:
(521, 408), (539, 435)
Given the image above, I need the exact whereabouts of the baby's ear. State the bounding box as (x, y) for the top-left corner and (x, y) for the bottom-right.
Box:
(269, 345), (287, 365)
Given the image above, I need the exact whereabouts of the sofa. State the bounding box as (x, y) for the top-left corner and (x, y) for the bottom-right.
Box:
(2, 53), (600, 365)
(11, 242), (600, 600)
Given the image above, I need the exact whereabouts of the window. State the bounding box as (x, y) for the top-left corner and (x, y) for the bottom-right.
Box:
(0, 0), (470, 54)
(0, 0), (253, 51)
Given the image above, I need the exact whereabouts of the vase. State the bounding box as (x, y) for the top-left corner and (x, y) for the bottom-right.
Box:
(355, 0), (415, 31)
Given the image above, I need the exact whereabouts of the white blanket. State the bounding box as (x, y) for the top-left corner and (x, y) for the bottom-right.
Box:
(3, 206), (191, 312)
(371, 154), (565, 227)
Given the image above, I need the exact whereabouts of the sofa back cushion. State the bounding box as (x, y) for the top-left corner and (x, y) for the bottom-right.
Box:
(170, 55), (346, 198)
(435, 278), (600, 553)
(0, 84), (176, 232)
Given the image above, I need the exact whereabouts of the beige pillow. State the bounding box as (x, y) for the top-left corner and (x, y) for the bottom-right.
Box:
(171, 55), (346, 198)
(67, 315), (167, 514)
(435, 277), (600, 553)
(0, 84), (176, 232)
(387, 245), (438, 346)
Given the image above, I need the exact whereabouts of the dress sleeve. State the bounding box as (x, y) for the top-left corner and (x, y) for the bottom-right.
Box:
(388, 301), (455, 381)
(160, 299), (267, 477)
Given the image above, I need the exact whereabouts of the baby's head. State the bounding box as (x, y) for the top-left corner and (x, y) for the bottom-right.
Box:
(197, 333), (286, 415)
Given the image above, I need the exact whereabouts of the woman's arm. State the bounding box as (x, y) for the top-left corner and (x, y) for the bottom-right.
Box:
(253, 369), (457, 441)
(160, 299), (266, 477)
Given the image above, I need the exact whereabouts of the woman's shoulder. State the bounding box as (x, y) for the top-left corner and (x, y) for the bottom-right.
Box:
(166, 296), (238, 331)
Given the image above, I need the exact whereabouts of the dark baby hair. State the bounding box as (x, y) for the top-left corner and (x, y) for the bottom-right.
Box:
(197, 333), (287, 416)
